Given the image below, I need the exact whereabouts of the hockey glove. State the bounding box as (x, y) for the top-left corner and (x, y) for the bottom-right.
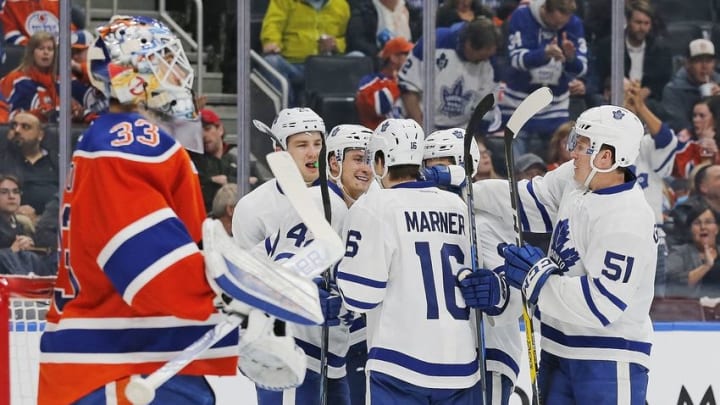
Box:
(521, 257), (561, 306)
(419, 165), (466, 195)
(315, 278), (342, 327)
(238, 309), (307, 391)
(498, 243), (546, 289)
(457, 268), (509, 316)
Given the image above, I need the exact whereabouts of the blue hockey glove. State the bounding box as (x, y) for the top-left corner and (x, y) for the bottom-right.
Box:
(420, 165), (467, 195)
(457, 268), (509, 316)
(315, 278), (341, 327)
(498, 243), (546, 289)
(521, 257), (561, 306)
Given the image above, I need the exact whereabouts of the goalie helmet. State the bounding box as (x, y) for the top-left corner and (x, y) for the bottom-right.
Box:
(423, 128), (480, 173)
(88, 16), (203, 152)
(270, 107), (325, 150)
(326, 124), (373, 164)
(88, 16), (195, 119)
(367, 119), (425, 170)
(568, 105), (644, 168)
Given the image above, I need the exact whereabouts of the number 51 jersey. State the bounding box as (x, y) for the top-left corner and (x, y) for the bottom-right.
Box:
(337, 181), (480, 389)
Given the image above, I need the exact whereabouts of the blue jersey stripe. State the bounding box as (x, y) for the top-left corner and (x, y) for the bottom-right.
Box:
(104, 217), (194, 295)
(295, 338), (347, 368)
(526, 180), (553, 233)
(40, 324), (238, 354)
(581, 276), (610, 326)
(592, 277), (627, 311)
(341, 294), (379, 310)
(541, 324), (652, 355)
(486, 348), (520, 377)
(336, 271), (387, 289)
(369, 347), (478, 377)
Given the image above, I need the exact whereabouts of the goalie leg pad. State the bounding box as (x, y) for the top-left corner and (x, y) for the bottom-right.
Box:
(203, 219), (323, 325)
(238, 309), (307, 391)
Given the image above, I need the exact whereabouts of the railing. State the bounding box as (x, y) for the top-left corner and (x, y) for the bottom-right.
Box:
(250, 49), (289, 110)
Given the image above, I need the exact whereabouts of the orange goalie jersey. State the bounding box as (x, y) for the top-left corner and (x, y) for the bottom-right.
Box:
(38, 112), (239, 404)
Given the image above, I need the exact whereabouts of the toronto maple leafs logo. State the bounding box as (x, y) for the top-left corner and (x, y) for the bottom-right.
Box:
(380, 121), (390, 132)
(440, 78), (474, 118)
(452, 129), (464, 139)
(549, 218), (580, 271)
(436, 53), (449, 70)
(612, 109), (625, 120)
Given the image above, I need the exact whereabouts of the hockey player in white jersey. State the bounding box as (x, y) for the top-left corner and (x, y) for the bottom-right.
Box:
(233, 109), (353, 404)
(423, 128), (522, 405)
(231, 107), (325, 249)
(325, 124), (376, 405)
(473, 105), (656, 404)
(337, 119), (483, 404)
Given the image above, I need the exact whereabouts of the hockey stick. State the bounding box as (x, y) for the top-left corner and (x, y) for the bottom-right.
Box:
(253, 119), (285, 150)
(125, 313), (245, 405)
(266, 151), (345, 275)
(316, 133), (333, 405)
(463, 93), (495, 404)
(503, 86), (553, 405)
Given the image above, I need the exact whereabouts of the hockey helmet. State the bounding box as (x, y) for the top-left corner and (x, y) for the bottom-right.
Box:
(367, 118), (425, 170)
(326, 124), (373, 164)
(270, 108), (326, 150)
(423, 128), (480, 173)
(568, 105), (644, 169)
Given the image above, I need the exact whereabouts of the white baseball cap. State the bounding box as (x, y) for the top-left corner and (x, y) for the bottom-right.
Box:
(688, 38), (715, 59)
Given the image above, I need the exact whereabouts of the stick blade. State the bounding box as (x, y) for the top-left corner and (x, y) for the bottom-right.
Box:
(506, 87), (553, 136)
(464, 93), (495, 175)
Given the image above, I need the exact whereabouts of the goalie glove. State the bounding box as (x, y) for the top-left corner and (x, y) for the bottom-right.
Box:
(203, 219), (323, 325)
(457, 268), (509, 316)
(238, 309), (307, 391)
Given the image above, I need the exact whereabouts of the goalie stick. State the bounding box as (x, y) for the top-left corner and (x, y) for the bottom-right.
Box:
(125, 313), (245, 405)
(462, 93), (495, 404)
(503, 86), (553, 405)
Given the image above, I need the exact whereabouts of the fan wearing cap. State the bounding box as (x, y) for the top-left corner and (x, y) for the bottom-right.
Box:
(662, 38), (720, 131)
(188, 108), (253, 213)
(355, 36), (413, 130)
(515, 152), (548, 180)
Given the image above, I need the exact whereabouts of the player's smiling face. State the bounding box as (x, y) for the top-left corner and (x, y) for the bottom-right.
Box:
(341, 149), (372, 200)
(286, 131), (323, 184)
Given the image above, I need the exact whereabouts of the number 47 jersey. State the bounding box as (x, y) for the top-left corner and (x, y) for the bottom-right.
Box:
(337, 182), (481, 389)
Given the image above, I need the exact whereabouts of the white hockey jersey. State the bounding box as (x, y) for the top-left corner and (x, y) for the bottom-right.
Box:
(231, 179), (289, 249)
(473, 162), (657, 368)
(258, 182), (351, 379)
(337, 181), (481, 389)
(398, 21), (498, 130)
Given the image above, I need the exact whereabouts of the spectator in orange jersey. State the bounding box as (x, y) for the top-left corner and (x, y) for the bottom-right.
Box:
(0, 0), (76, 45)
(0, 31), (85, 123)
(355, 36), (413, 129)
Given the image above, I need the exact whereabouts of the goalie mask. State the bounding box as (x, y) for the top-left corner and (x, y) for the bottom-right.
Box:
(367, 118), (425, 179)
(88, 16), (203, 152)
(270, 107), (326, 150)
(423, 128), (480, 173)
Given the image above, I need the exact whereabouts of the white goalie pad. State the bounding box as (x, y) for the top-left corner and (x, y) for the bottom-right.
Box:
(203, 219), (323, 325)
(238, 309), (307, 391)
